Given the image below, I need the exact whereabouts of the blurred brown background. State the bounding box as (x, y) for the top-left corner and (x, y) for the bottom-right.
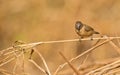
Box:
(0, 0), (120, 75)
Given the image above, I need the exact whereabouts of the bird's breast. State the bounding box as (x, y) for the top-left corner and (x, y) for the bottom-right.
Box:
(76, 26), (94, 37)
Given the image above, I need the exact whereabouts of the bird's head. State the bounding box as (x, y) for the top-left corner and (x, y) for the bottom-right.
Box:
(75, 21), (83, 30)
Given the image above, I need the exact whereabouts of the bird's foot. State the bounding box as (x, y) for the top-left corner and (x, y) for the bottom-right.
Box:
(79, 38), (82, 42)
(90, 36), (93, 41)
(79, 37), (83, 42)
(90, 38), (93, 40)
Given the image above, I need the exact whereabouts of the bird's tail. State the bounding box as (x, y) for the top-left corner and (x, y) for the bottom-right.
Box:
(94, 31), (100, 34)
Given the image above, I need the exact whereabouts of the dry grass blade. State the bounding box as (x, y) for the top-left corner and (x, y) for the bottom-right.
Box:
(0, 54), (13, 65)
(1, 36), (120, 55)
(0, 36), (120, 75)
(34, 48), (51, 75)
(12, 55), (18, 74)
(54, 38), (114, 74)
(105, 68), (120, 75)
(115, 33), (120, 46)
(104, 36), (120, 54)
(109, 40), (120, 54)
(29, 59), (47, 74)
(59, 52), (80, 75)
(69, 38), (113, 63)
(86, 59), (120, 75)
(77, 57), (120, 75)
(0, 47), (13, 56)
(0, 57), (15, 67)
(73, 54), (90, 75)
(0, 69), (16, 75)
(0, 52), (22, 67)
(117, 38), (120, 47)
(21, 49), (25, 74)
(12, 49), (20, 74)
(92, 36), (103, 46)
(12, 51), (24, 74)
(80, 54), (90, 67)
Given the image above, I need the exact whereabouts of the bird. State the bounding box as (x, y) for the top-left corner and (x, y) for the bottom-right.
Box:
(75, 21), (99, 40)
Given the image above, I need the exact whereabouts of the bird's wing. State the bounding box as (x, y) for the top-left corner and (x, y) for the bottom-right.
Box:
(84, 24), (94, 32)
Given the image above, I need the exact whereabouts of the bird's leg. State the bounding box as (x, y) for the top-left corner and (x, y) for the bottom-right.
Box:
(100, 35), (104, 38)
(79, 36), (83, 42)
(90, 36), (93, 40)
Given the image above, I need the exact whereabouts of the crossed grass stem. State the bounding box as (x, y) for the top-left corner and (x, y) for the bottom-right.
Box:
(0, 36), (120, 75)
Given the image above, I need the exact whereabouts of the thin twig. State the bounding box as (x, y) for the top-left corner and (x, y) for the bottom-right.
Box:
(115, 33), (120, 47)
(98, 63), (120, 75)
(86, 59), (120, 75)
(77, 57), (120, 74)
(29, 59), (47, 74)
(81, 54), (90, 66)
(117, 38), (120, 47)
(34, 48), (51, 75)
(3, 49), (21, 56)
(12, 57), (18, 75)
(0, 47), (13, 56)
(1, 36), (120, 55)
(0, 57), (14, 67)
(54, 38), (113, 75)
(104, 36), (120, 54)
(109, 41), (120, 54)
(22, 49), (25, 74)
(12, 51), (20, 74)
(0, 69), (17, 75)
(0, 36), (120, 75)
(59, 52), (80, 75)
(73, 54), (90, 75)
(69, 38), (112, 63)
(105, 68), (120, 75)
(0, 52), (22, 67)
(92, 36), (103, 46)
(55, 39), (113, 72)
(0, 54), (13, 64)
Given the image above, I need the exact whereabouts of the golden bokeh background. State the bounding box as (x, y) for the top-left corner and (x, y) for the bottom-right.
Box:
(0, 0), (120, 75)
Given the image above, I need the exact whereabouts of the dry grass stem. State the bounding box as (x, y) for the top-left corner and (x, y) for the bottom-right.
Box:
(34, 48), (51, 75)
(29, 59), (47, 74)
(12, 57), (18, 74)
(0, 47), (13, 56)
(1, 36), (120, 55)
(117, 38), (120, 47)
(0, 57), (14, 67)
(12, 49), (20, 74)
(1, 36), (120, 75)
(0, 52), (22, 67)
(59, 52), (80, 75)
(21, 50), (25, 74)
(115, 33), (120, 46)
(77, 57), (120, 75)
(109, 41), (120, 54)
(54, 38), (113, 74)
(0, 54), (13, 64)
(81, 54), (89, 66)
(105, 68), (120, 74)
(86, 59), (120, 75)
(73, 54), (90, 75)
(104, 36), (120, 54)
(0, 69), (16, 75)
